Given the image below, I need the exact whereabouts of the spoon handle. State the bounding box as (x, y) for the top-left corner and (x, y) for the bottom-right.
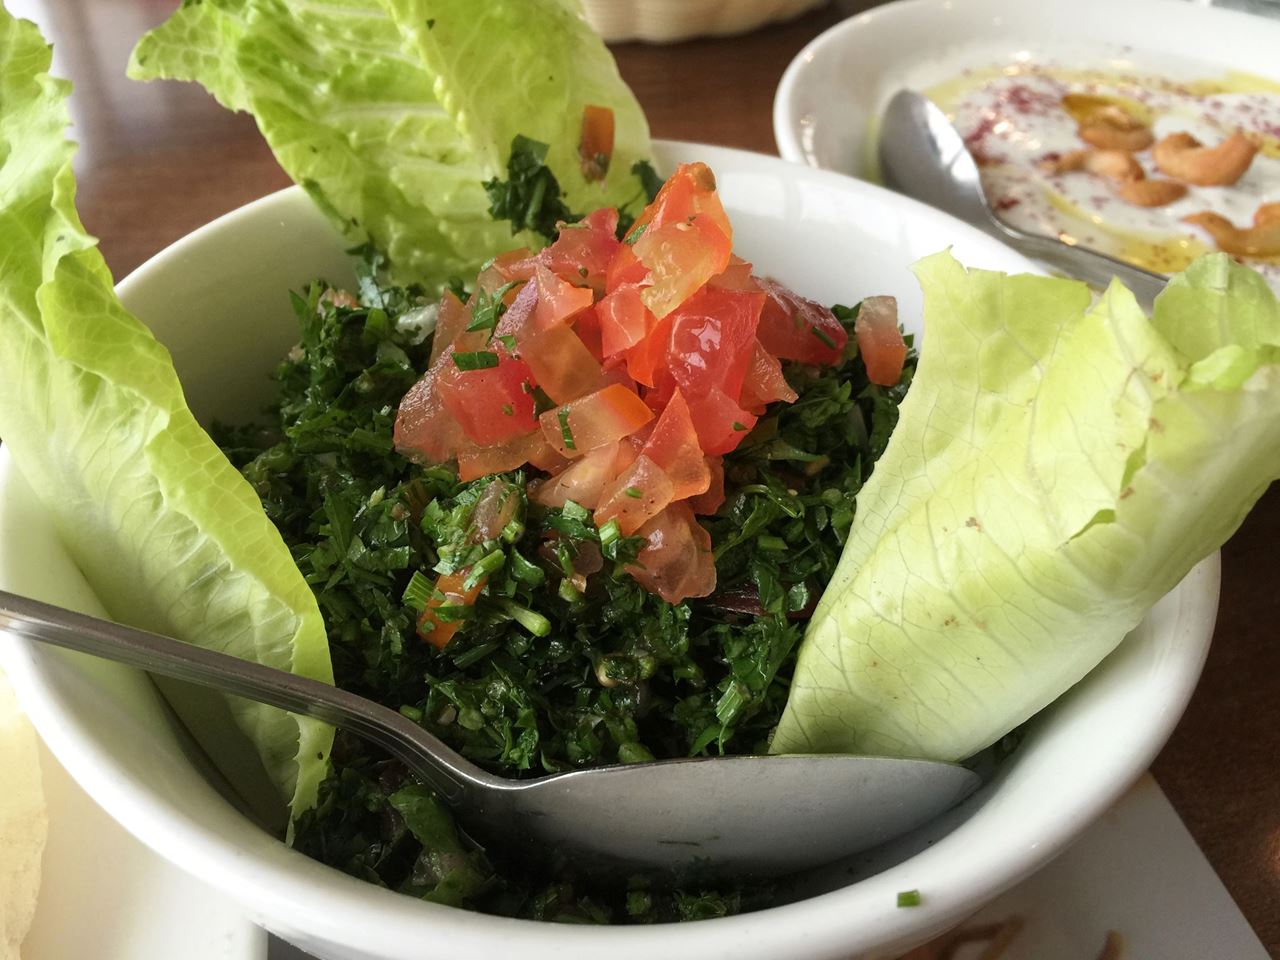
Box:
(994, 225), (1167, 309)
(0, 589), (491, 802)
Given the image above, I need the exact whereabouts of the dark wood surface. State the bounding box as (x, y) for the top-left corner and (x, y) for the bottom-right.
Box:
(26, 1), (1278, 952)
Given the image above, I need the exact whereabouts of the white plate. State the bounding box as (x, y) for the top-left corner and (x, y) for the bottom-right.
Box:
(0, 141), (1220, 960)
(773, 0), (1280, 177)
(901, 775), (1270, 959)
(13, 701), (263, 960)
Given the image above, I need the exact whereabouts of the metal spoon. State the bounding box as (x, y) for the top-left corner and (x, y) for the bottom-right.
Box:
(0, 588), (979, 880)
(878, 89), (1167, 308)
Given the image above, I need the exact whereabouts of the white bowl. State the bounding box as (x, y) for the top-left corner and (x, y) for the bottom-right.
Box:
(772, 0), (1280, 177)
(0, 141), (1217, 960)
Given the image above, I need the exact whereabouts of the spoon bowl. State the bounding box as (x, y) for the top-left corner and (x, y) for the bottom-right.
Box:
(878, 89), (1167, 306)
(0, 588), (979, 880)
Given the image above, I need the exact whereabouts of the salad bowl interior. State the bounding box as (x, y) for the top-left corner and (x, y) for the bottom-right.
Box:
(0, 142), (1218, 960)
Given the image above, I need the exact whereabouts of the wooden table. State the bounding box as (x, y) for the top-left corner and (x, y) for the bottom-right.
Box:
(30, 0), (1279, 952)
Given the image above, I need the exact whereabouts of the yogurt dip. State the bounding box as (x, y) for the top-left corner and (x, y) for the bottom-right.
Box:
(927, 61), (1280, 289)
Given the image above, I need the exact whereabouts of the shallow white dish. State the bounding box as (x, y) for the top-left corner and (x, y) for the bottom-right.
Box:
(773, 0), (1280, 178)
(0, 141), (1218, 960)
(22, 733), (264, 960)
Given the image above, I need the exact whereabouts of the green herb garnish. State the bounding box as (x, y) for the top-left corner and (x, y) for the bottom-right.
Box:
(632, 159), (664, 202)
(465, 281), (517, 333)
(810, 325), (838, 350)
(453, 350), (500, 370)
(484, 135), (577, 241)
(557, 407), (576, 450)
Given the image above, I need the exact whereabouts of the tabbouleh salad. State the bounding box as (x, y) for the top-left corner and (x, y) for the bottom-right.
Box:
(215, 152), (915, 921)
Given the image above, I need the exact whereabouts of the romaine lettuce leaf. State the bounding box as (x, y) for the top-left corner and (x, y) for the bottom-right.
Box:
(384, 0), (652, 216)
(0, 9), (333, 822)
(773, 252), (1280, 762)
(128, 0), (652, 288)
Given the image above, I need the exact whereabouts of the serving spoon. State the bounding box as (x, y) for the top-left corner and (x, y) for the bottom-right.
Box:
(0, 588), (979, 880)
(878, 89), (1167, 308)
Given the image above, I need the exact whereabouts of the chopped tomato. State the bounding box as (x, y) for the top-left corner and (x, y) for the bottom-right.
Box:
(690, 456), (725, 515)
(436, 349), (538, 446)
(626, 162), (733, 246)
(531, 264), (594, 332)
(599, 363), (638, 394)
(477, 249), (530, 294)
(503, 209), (621, 294)
(686, 387), (757, 456)
(394, 349), (466, 464)
(738, 339), (798, 412)
(666, 286), (764, 400)
(579, 105), (615, 182)
(597, 284), (653, 358)
(756, 277), (847, 366)
(417, 570), (485, 649)
(627, 502), (716, 603)
(640, 390), (710, 501)
(493, 280), (538, 338)
(853, 295), (907, 386)
(457, 430), (550, 482)
(430, 290), (470, 368)
(532, 441), (619, 509)
(527, 438), (571, 474)
(624, 310), (674, 389)
(595, 454), (675, 535)
(520, 321), (604, 403)
(634, 214), (732, 319)
(400, 160), (860, 609)
(539, 383), (654, 458)
(709, 255), (757, 292)
(574, 301), (605, 361)
(613, 432), (643, 474)
(606, 243), (648, 293)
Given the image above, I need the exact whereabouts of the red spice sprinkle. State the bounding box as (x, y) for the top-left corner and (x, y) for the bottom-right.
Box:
(963, 113), (998, 149)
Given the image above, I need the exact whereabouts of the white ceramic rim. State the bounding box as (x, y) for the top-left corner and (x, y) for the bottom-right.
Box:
(1, 140), (1220, 958)
(772, 0), (1280, 170)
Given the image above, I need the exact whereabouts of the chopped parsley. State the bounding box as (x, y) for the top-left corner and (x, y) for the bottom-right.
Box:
(216, 255), (916, 924)
(465, 281), (516, 333)
(632, 160), (664, 203)
(483, 136), (576, 242)
(486, 140), (666, 243)
(453, 350), (499, 370)
(810, 325), (838, 350)
(557, 407), (576, 450)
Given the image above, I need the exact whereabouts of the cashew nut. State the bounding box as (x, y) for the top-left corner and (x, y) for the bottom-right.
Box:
(1039, 150), (1088, 174)
(1040, 149), (1143, 182)
(1084, 149), (1145, 182)
(1153, 132), (1258, 187)
(1254, 202), (1280, 228)
(1078, 106), (1155, 153)
(1183, 211), (1280, 258)
(1114, 179), (1188, 208)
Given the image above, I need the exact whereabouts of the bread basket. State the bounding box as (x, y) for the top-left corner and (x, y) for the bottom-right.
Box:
(583, 0), (829, 43)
